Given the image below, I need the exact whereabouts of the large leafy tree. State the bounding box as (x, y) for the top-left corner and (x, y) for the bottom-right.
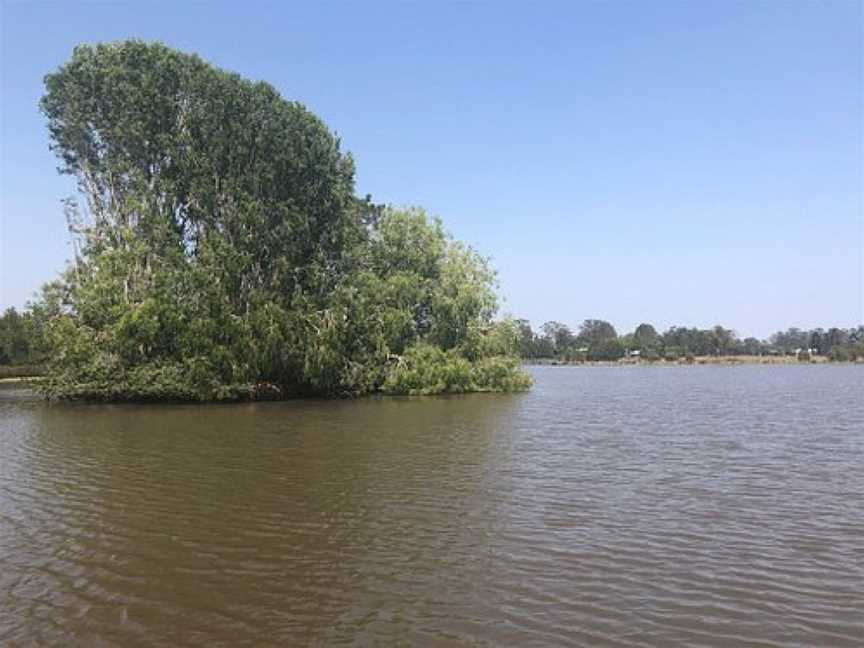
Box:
(41, 41), (359, 302)
(35, 41), (529, 400)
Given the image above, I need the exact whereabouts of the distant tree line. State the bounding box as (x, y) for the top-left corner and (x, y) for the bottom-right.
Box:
(515, 319), (864, 363)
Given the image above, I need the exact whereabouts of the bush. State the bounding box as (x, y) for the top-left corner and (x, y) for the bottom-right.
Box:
(41, 355), (252, 402)
(383, 344), (531, 395)
(383, 345), (472, 395)
(471, 356), (532, 392)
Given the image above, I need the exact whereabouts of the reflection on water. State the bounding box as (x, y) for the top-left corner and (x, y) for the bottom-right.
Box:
(1, 365), (863, 646)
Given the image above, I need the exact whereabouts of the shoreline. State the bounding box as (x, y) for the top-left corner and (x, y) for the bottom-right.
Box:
(525, 355), (861, 367)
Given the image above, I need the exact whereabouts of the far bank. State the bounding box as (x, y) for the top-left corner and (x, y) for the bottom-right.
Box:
(524, 354), (862, 367)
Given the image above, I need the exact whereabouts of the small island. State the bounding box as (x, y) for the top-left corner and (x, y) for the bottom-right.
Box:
(12, 41), (531, 401)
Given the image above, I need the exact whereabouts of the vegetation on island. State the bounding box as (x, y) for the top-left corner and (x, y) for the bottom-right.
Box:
(14, 41), (530, 400)
(515, 319), (864, 363)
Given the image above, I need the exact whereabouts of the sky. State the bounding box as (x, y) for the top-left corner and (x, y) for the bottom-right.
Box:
(1, 1), (861, 339)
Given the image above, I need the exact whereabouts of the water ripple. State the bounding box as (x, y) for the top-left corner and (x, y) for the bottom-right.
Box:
(1, 365), (863, 646)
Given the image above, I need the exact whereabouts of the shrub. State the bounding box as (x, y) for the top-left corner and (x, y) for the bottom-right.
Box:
(471, 356), (532, 392)
(383, 344), (531, 395)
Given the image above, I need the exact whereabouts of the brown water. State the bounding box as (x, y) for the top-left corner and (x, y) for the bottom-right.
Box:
(1, 365), (862, 647)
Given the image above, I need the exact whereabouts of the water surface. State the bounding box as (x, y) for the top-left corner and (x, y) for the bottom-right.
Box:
(1, 366), (862, 646)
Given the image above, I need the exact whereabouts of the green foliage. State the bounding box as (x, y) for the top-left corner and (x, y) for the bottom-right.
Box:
(540, 321), (576, 358)
(514, 319), (862, 363)
(515, 319), (539, 358)
(33, 41), (529, 400)
(0, 308), (36, 365)
(578, 319), (618, 348)
(470, 356), (533, 392)
(382, 343), (531, 395)
(383, 344), (473, 395)
(588, 338), (625, 361)
(460, 319), (521, 361)
(633, 323), (659, 352)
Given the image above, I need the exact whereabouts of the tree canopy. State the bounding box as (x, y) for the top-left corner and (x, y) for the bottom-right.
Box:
(0, 308), (34, 365)
(33, 41), (530, 400)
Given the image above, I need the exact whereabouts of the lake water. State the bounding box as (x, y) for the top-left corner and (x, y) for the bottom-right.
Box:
(1, 365), (862, 646)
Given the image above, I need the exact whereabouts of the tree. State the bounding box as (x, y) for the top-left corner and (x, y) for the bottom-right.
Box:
(710, 325), (737, 356)
(769, 328), (809, 355)
(515, 319), (537, 358)
(662, 326), (718, 356)
(825, 328), (848, 353)
(740, 337), (764, 355)
(533, 334), (555, 358)
(578, 319), (617, 353)
(34, 41), (530, 400)
(588, 338), (625, 361)
(809, 329), (825, 355)
(540, 321), (575, 358)
(632, 323), (660, 353)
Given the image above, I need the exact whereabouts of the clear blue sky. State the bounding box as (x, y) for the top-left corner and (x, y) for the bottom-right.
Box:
(1, 1), (861, 338)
